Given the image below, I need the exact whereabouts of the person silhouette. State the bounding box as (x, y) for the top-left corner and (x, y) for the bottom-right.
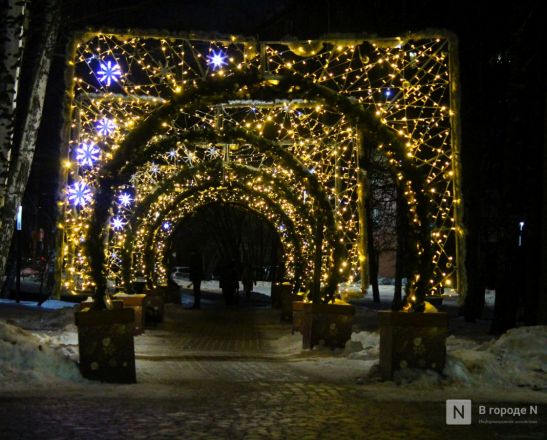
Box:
(241, 265), (255, 299)
(189, 249), (203, 309)
(220, 259), (239, 306)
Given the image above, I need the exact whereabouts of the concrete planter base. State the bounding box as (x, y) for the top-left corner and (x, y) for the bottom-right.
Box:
(144, 289), (164, 323)
(75, 308), (136, 383)
(378, 310), (448, 380)
(293, 301), (355, 349)
(114, 293), (146, 335)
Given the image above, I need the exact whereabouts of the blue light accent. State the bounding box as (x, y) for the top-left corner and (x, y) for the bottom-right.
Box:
(162, 221), (171, 230)
(67, 181), (92, 207)
(207, 50), (228, 70)
(118, 193), (132, 207)
(111, 216), (126, 231)
(76, 141), (100, 167)
(384, 88), (392, 98)
(97, 60), (122, 86)
(96, 117), (116, 136)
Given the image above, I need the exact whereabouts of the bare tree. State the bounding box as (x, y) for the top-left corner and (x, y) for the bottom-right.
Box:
(0, 0), (27, 217)
(0, 0), (60, 276)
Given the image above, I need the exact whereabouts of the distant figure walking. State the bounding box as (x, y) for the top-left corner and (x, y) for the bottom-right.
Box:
(189, 249), (203, 309)
(241, 265), (256, 299)
(220, 259), (239, 306)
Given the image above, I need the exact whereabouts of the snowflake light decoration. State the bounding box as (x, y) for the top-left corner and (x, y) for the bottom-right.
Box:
(183, 150), (196, 166)
(67, 181), (92, 207)
(118, 192), (132, 207)
(96, 117), (116, 136)
(111, 216), (126, 231)
(167, 149), (178, 160)
(75, 141), (100, 167)
(207, 50), (228, 70)
(97, 60), (122, 86)
(205, 146), (221, 159)
(149, 162), (160, 176)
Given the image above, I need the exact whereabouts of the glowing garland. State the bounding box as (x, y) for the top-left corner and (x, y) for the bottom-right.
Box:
(59, 31), (462, 310)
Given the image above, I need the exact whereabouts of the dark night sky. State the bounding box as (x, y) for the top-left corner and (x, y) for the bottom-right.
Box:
(23, 0), (544, 256)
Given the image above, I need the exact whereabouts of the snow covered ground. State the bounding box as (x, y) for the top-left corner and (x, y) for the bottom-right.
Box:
(185, 279), (497, 307)
(0, 295), (545, 403)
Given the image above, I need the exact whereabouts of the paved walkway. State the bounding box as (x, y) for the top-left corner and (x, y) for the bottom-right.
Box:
(0, 289), (545, 439)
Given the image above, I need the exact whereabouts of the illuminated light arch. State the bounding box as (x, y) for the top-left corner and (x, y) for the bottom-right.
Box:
(87, 75), (432, 309)
(109, 142), (337, 297)
(89, 123), (345, 306)
(61, 33), (462, 312)
(126, 172), (314, 291)
(140, 188), (306, 290)
(118, 166), (313, 293)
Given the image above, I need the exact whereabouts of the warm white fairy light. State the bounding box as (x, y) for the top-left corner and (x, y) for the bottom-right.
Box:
(58, 32), (460, 297)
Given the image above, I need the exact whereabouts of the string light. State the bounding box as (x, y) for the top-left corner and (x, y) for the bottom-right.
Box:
(59, 32), (461, 299)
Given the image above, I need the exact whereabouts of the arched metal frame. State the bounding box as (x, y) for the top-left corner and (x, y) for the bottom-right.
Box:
(86, 72), (434, 310)
(58, 32), (464, 314)
(91, 126), (345, 306)
(115, 153), (330, 295)
(144, 190), (304, 290)
(121, 175), (309, 293)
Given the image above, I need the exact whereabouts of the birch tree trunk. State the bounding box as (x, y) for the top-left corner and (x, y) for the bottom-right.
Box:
(0, 0), (27, 215)
(0, 0), (60, 277)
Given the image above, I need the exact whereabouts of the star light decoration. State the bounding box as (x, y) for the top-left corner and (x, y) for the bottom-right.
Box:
(118, 192), (132, 207)
(207, 50), (228, 70)
(111, 216), (126, 231)
(149, 162), (160, 176)
(96, 117), (116, 136)
(75, 141), (100, 167)
(97, 60), (122, 86)
(205, 146), (221, 159)
(67, 181), (92, 207)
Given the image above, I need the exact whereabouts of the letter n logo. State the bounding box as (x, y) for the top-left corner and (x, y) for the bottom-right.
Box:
(446, 400), (472, 425)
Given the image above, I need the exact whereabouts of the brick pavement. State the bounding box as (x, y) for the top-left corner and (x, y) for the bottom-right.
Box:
(0, 290), (545, 439)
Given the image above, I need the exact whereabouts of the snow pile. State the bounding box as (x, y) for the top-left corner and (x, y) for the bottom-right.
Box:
(342, 326), (547, 392)
(446, 326), (547, 391)
(344, 331), (379, 360)
(0, 320), (83, 387)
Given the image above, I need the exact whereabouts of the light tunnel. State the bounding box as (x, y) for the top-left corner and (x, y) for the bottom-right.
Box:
(117, 174), (317, 295)
(83, 71), (438, 309)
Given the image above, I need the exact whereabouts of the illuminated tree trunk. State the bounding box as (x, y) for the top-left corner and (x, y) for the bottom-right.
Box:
(0, 0), (59, 277)
(0, 0), (27, 223)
